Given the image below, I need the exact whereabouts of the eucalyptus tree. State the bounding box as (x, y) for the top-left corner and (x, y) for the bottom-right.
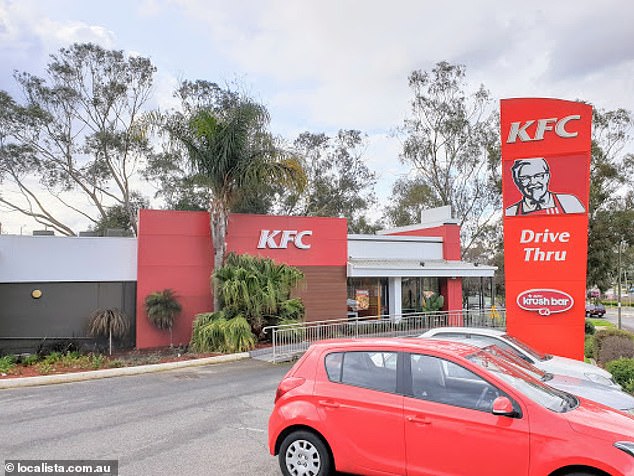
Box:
(388, 61), (500, 257)
(277, 129), (378, 233)
(587, 107), (634, 291)
(0, 43), (155, 235)
(155, 83), (306, 310)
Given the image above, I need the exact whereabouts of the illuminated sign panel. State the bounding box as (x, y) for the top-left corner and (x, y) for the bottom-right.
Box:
(501, 98), (591, 360)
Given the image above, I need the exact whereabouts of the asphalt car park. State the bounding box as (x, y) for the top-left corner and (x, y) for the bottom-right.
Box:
(0, 359), (291, 476)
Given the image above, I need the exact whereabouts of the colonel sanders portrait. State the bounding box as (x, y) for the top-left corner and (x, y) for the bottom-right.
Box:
(505, 157), (585, 216)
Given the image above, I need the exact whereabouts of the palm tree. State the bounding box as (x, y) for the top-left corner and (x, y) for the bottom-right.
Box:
(144, 289), (182, 346)
(165, 99), (306, 311)
(88, 308), (130, 356)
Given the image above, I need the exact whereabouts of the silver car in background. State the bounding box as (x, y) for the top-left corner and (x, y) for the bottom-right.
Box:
(444, 338), (634, 414)
(420, 327), (620, 389)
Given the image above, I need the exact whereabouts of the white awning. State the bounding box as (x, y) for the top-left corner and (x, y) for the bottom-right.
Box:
(347, 259), (496, 278)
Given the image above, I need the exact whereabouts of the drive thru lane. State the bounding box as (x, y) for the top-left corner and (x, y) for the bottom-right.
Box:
(0, 359), (291, 476)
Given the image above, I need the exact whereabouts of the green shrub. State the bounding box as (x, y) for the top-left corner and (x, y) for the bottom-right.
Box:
(190, 312), (255, 353)
(90, 354), (105, 369)
(593, 329), (634, 364)
(584, 335), (596, 360)
(585, 320), (595, 335)
(224, 315), (256, 353)
(42, 351), (63, 365)
(421, 293), (445, 312)
(0, 355), (16, 373)
(21, 354), (39, 366)
(36, 362), (53, 374)
(605, 358), (634, 390)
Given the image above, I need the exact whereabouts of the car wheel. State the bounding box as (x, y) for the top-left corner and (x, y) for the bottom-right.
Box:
(279, 430), (332, 476)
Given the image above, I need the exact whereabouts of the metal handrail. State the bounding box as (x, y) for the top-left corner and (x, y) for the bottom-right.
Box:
(263, 308), (506, 363)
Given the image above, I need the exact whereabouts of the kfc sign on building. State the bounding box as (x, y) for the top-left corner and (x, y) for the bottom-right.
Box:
(502, 98), (591, 360)
(227, 214), (347, 267)
(257, 230), (313, 250)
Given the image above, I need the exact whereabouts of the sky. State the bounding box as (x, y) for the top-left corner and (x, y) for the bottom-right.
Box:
(1, 0), (633, 234)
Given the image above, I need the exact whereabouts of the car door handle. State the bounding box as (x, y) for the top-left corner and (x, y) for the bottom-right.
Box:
(319, 400), (340, 409)
(407, 415), (431, 425)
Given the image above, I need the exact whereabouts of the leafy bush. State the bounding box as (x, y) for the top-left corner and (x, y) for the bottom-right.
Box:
(605, 358), (634, 390)
(585, 320), (595, 335)
(421, 293), (445, 312)
(214, 253), (305, 337)
(190, 312), (255, 353)
(584, 335), (596, 360)
(592, 329), (634, 364)
(0, 355), (16, 373)
(21, 354), (39, 366)
(598, 336), (634, 364)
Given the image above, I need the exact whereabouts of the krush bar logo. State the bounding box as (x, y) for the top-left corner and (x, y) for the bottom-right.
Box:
(516, 289), (574, 316)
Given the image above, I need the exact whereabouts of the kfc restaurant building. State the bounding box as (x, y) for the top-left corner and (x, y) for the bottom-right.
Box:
(137, 206), (496, 349)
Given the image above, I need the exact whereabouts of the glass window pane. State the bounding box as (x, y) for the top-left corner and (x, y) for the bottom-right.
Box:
(410, 354), (501, 412)
(340, 351), (398, 393)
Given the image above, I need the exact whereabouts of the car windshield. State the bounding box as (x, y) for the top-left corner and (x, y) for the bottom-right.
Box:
(503, 334), (551, 361)
(482, 345), (550, 381)
(467, 351), (576, 413)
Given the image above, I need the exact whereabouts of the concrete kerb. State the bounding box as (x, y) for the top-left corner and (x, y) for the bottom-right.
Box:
(0, 352), (251, 389)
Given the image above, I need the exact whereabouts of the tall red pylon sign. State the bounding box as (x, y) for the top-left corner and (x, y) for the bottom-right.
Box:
(501, 98), (592, 360)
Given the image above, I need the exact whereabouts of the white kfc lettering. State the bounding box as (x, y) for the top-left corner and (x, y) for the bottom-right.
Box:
(257, 230), (313, 249)
(507, 115), (581, 143)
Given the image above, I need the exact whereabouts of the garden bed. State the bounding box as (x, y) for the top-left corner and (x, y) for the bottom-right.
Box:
(0, 347), (221, 379)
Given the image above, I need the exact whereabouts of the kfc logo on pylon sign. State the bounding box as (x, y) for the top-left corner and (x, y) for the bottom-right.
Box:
(257, 230), (312, 249)
(507, 115), (581, 143)
(516, 289), (574, 316)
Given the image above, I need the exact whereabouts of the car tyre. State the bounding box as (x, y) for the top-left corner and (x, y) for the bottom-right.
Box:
(279, 430), (332, 476)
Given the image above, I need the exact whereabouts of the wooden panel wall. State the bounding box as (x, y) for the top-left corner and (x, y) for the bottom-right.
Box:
(293, 266), (347, 322)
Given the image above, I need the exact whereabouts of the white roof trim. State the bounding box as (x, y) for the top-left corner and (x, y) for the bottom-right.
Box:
(347, 259), (496, 278)
(347, 234), (441, 243)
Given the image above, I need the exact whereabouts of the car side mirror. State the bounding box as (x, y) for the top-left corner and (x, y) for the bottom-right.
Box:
(492, 396), (516, 417)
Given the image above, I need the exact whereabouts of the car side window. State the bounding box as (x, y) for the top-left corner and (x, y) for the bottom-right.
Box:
(409, 354), (501, 412)
(325, 351), (397, 393)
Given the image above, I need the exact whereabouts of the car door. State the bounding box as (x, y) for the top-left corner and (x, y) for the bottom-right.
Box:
(313, 350), (405, 475)
(403, 353), (530, 476)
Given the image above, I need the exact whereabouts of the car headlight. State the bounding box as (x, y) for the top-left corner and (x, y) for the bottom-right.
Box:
(615, 441), (634, 457)
(585, 372), (621, 389)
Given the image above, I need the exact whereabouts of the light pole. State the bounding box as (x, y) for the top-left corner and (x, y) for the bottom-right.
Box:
(618, 240), (624, 329)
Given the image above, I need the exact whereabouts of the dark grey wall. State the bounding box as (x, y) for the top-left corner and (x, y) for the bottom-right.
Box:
(0, 281), (136, 353)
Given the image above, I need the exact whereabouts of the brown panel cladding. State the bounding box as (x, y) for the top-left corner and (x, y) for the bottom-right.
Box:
(293, 266), (347, 322)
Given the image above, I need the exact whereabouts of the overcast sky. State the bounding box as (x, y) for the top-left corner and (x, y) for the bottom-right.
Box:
(1, 0), (633, 234)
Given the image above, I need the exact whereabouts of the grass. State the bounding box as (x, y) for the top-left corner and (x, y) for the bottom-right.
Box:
(588, 318), (615, 328)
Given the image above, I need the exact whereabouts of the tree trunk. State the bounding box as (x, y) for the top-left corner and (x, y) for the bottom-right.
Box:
(210, 203), (228, 312)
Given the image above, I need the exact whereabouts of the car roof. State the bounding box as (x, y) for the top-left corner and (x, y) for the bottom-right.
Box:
(421, 327), (505, 338)
(308, 337), (483, 358)
(428, 336), (493, 349)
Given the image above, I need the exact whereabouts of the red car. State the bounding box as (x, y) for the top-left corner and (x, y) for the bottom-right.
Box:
(268, 338), (634, 476)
